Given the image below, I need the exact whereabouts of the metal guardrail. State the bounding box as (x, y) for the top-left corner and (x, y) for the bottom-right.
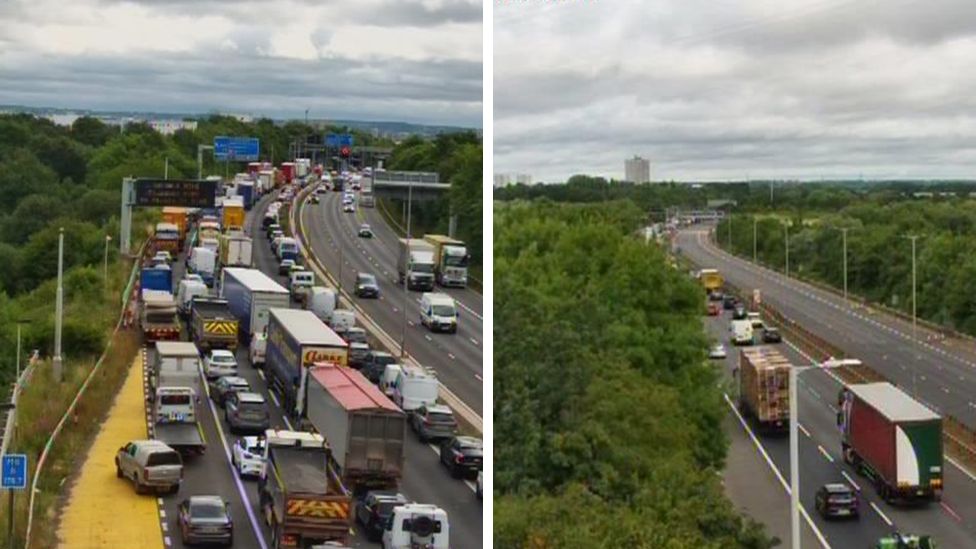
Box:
(290, 186), (483, 434)
(24, 240), (145, 549)
(0, 353), (40, 459)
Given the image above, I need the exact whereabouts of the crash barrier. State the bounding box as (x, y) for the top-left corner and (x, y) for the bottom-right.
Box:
(290, 185), (483, 435)
(0, 352), (40, 460)
(24, 239), (146, 548)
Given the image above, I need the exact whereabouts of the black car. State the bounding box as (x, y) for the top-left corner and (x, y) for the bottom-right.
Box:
(208, 376), (251, 407)
(723, 295), (737, 310)
(355, 272), (380, 298)
(762, 327), (782, 343)
(732, 305), (748, 320)
(708, 290), (724, 302)
(440, 436), (483, 478)
(355, 491), (410, 542)
(815, 483), (859, 519)
(348, 342), (371, 368)
(362, 351), (397, 383)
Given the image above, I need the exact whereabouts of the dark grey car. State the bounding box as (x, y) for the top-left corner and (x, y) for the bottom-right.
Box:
(410, 404), (458, 442)
(355, 491), (409, 541)
(354, 272), (380, 298)
(208, 375), (250, 407)
(225, 392), (270, 434)
(362, 351), (397, 383)
(177, 495), (233, 546)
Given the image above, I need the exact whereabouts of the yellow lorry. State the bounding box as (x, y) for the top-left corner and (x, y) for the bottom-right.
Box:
(699, 268), (724, 293)
(222, 198), (245, 231)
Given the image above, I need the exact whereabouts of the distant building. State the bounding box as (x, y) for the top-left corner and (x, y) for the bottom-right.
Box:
(515, 173), (533, 185)
(149, 119), (198, 135)
(624, 155), (651, 183)
(494, 173), (534, 187)
(493, 174), (513, 188)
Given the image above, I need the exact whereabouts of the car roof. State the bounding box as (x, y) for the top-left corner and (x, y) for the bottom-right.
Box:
(210, 349), (235, 357)
(189, 495), (225, 507)
(222, 376), (249, 386)
(455, 436), (482, 447)
(237, 392), (266, 403)
(426, 404), (453, 414)
(822, 483), (853, 493)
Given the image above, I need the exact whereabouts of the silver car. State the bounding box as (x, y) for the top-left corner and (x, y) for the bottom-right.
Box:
(203, 349), (238, 380)
(410, 404), (458, 442)
(177, 495), (233, 546)
(225, 392), (270, 435)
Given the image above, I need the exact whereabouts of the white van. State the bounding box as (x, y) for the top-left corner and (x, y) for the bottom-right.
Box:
(329, 309), (356, 335)
(188, 247), (217, 287)
(730, 319), (754, 346)
(289, 270), (315, 295)
(249, 332), (267, 368)
(308, 287), (337, 320)
(419, 293), (458, 334)
(175, 279), (209, 317)
(382, 504), (449, 549)
(746, 311), (764, 330)
(381, 364), (404, 398)
(392, 364), (439, 412)
(200, 237), (220, 254)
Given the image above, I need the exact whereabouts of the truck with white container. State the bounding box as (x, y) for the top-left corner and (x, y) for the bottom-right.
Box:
(220, 268), (290, 343)
(298, 364), (405, 494)
(397, 239), (435, 291)
(150, 342), (206, 456)
(265, 308), (348, 418)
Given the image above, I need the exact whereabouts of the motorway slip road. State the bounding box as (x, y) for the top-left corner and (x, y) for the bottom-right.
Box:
(680, 228), (976, 428)
(296, 189), (483, 414)
(56, 353), (164, 549)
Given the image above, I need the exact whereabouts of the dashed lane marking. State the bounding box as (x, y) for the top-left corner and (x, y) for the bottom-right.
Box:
(470, 338), (479, 346)
(817, 445), (834, 463)
(798, 423), (811, 438)
(841, 471), (861, 492)
(871, 502), (893, 526)
(475, 374), (482, 381)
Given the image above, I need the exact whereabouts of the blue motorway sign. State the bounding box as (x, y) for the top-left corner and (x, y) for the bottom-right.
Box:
(326, 134), (353, 148)
(2, 454), (27, 489)
(214, 136), (260, 161)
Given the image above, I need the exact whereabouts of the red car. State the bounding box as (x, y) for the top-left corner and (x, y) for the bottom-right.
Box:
(707, 302), (720, 316)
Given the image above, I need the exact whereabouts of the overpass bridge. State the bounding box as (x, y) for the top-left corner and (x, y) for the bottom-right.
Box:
(367, 170), (450, 201)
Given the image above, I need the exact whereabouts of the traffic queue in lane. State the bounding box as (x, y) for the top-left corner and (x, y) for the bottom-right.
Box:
(115, 168), (481, 549)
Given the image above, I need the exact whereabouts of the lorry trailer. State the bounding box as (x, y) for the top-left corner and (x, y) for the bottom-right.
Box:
(265, 308), (348, 418)
(220, 268), (290, 342)
(300, 364), (405, 494)
(737, 346), (790, 433)
(840, 382), (943, 503)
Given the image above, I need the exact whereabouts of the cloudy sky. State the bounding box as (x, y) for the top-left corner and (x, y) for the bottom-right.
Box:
(0, 0), (481, 126)
(495, 0), (976, 182)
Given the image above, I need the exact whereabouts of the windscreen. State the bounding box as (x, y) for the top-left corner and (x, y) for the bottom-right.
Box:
(147, 451), (181, 466)
(411, 262), (434, 273)
(431, 305), (455, 317)
(191, 501), (227, 519)
(428, 412), (455, 424)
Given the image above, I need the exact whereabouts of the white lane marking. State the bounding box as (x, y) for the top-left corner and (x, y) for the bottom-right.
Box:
(424, 335), (432, 342)
(268, 390), (281, 408)
(475, 374), (482, 381)
(453, 299), (483, 320)
(448, 353), (455, 360)
(469, 338), (479, 346)
(817, 445), (834, 463)
(159, 509), (166, 518)
(257, 370), (265, 380)
(157, 498), (164, 505)
(164, 536), (172, 547)
(724, 394), (832, 549)
(841, 470), (861, 492)
(941, 501), (962, 522)
(871, 502), (893, 526)
(161, 522), (168, 532)
(797, 423), (811, 438)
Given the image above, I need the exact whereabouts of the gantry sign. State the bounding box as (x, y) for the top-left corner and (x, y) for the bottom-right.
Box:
(119, 177), (218, 253)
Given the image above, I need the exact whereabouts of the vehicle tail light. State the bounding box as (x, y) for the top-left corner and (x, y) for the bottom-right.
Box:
(455, 455), (464, 464)
(931, 478), (943, 487)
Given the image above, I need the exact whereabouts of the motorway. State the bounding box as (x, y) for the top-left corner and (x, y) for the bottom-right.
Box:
(296, 187), (484, 413)
(679, 228), (976, 546)
(147, 193), (482, 549)
(678, 227), (976, 429)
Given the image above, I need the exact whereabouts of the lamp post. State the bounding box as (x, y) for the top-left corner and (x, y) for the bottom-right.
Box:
(103, 235), (112, 282)
(784, 222), (791, 278)
(908, 235), (919, 397)
(53, 228), (64, 383)
(840, 228), (849, 302)
(399, 179), (414, 361)
(753, 216), (758, 263)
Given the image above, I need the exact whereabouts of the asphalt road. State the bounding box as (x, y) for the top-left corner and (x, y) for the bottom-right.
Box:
(679, 227), (976, 429)
(296, 188), (484, 413)
(685, 236), (976, 546)
(147, 195), (482, 549)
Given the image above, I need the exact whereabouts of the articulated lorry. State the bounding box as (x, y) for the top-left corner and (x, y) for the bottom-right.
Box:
(737, 346), (790, 434)
(190, 297), (239, 352)
(221, 268), (290, 342)
(299, 364), (405, 495)
(150, 342), (206, 456)
(141, 289), (181, 342)
(265, 308), (348, 418)
(423, 235), (470, 288)
(839, 382), (943, 503)
(397, 239), (435, 291)
(259, 430), (352, 547)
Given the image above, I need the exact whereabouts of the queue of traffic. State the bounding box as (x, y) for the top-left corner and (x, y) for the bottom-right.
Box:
(113, 164), (481, 549)
(699, 268), (941, 548)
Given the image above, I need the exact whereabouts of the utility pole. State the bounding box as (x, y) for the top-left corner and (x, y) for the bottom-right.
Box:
(400, 181), (414, 361)
(727, 213), (732, 250)
(753, 216), (758, 263)
(53, 228), (64, 383)
(770, 180), (774, 204)
(164, 157), (169, 180)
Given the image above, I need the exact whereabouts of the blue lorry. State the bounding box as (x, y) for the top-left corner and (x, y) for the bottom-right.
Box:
(220, 267), (290, 343)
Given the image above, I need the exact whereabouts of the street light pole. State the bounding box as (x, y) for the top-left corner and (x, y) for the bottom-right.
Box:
(753, 217), (758, 263)
(790, 365), (800, 549)
(727, 213), (732, 250)
(841, 228), (849, 302)
(53, 228), (64, 383)
(785, 223), (790, 278)
(909, 235), (918, 397)
(399, 180), (414, 361)
(103, 235), (112, 282)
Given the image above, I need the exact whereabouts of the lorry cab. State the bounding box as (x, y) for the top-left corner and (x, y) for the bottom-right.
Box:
(730, 319), (754, 346)
(419, 293), (458, 334)
(392, 365), (439, 413)
(277, 237), (299, 261)
(382, 504), (449, 549)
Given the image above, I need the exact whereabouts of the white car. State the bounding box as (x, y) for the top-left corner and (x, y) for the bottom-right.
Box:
(343, 203), (355, 213)
(203, 349), (239, 380)
(231, 436), (266, 478)
(153, 251), (173, 264)
(708, 343), (727, 359)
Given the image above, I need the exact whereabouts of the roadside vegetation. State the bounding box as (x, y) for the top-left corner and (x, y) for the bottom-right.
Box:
(494, 200), (775, 548)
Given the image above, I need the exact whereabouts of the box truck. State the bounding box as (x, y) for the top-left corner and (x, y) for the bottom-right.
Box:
(397, 239), (435, 291)
(737, 346), (790, 434)
(220, 268), (290, 342)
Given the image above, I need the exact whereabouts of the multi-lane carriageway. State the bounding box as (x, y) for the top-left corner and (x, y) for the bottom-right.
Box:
(681, 227), (976, 547)
(136, 191), (482, 549)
